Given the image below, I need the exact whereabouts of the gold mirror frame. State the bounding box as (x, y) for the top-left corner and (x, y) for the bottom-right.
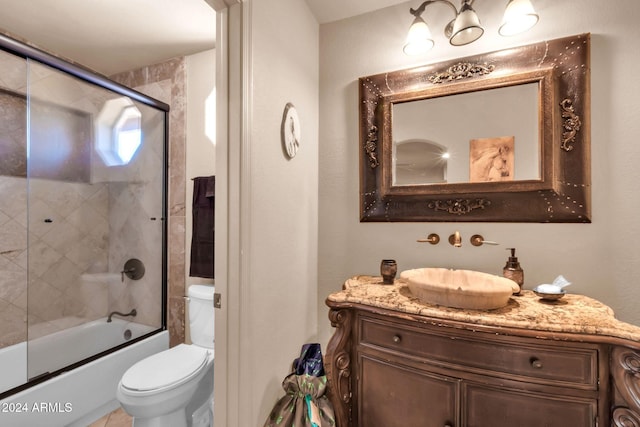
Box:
(359, 33), (590, 222)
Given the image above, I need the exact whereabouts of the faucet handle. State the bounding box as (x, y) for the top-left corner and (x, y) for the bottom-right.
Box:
(121, 258), (146, 282)
(417, 233), (440, 245)
(448, 231), (462, 247)
(121, 268), (133, 282)
(470, 234), (499, 246)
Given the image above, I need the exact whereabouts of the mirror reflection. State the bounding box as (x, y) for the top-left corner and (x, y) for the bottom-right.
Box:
(392, 83), (540, 186)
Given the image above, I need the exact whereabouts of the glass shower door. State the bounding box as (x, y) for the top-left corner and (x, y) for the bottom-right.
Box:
(26, 58), (166, 380)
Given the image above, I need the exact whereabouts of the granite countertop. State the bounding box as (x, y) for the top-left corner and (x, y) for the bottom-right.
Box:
(327, 275), (640, 343)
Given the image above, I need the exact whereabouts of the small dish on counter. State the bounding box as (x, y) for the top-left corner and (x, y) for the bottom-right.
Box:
(532, 285), (567, 301)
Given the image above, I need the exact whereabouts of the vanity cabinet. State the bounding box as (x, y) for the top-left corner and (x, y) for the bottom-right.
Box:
(325, 276), (640, 427)
(352, 313), (602, 427)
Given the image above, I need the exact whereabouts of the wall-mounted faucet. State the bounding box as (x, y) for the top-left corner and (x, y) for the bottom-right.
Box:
(449, 231), (462, 247)
(419, 231), (498, 248)
(107, 309), (137, 323)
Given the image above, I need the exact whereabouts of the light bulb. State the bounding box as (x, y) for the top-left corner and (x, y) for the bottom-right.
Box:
(403, 16), (434, 55)
(499, 0), (539, 36)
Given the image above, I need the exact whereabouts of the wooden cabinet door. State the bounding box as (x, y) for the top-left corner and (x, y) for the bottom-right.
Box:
(359, 354), (459, 427)
(464, 382), (597, 427)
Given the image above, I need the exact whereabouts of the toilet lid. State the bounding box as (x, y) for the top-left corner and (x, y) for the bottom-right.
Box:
(121, 344), (209, 392)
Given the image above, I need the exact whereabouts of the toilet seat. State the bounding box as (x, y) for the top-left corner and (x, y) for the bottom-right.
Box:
(121, 344), (210, 395)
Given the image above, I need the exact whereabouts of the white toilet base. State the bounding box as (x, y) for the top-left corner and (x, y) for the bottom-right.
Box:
(190, 400), (213, 427)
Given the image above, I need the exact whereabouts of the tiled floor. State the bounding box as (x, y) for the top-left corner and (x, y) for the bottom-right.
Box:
(88, 407), (132, 427)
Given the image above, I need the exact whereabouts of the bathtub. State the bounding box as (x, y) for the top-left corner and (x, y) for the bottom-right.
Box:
(0, 317), (168, 427)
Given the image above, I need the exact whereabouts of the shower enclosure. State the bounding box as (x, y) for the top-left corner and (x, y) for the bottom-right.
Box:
(0, 33), (168, 398)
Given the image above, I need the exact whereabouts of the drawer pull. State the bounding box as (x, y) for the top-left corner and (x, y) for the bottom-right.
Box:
(444, 424), (453, 427)
(393, 335), (402, 343)
(531, 358), (543, 369)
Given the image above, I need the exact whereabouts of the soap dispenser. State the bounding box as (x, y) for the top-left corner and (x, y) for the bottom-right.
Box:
(503, 248), (524, 295)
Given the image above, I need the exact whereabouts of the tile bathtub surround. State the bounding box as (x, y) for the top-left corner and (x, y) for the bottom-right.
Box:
(329, 275), (640, 342)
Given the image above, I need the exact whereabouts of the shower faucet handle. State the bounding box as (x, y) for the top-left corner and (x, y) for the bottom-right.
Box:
(121, 258), (146, 282)
(121, 268), (135, 282)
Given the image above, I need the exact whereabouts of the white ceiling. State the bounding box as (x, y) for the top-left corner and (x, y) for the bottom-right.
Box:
(0, 0), (406, 76)
(0, 0), (217, 75)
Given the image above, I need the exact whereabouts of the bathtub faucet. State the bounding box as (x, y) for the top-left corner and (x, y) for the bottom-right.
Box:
(107, 309), (137, 323)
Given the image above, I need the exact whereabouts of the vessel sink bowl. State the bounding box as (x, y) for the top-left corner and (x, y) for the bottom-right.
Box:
(400, 268), (520, 310)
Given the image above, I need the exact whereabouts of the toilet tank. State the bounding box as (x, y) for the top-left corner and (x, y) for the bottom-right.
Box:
(188, 285), (215, 349)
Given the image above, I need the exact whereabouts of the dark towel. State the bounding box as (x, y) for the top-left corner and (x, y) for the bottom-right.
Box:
(189, 176), (215, 278)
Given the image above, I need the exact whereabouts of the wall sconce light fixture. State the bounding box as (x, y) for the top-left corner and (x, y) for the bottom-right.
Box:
(404, 0), (539, 55)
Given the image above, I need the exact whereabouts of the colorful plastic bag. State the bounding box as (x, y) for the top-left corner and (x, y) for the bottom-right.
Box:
(264, 343), (336, 427)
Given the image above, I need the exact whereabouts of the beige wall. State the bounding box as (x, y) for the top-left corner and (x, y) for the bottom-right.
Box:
(318, 0), (640, 345)
(249, 0), (320, 421)
(185, 48), (216, 290)
(217, 0), (320, 424)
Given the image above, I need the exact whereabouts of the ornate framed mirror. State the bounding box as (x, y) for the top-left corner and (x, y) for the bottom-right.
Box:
(359, 33), (590, 222)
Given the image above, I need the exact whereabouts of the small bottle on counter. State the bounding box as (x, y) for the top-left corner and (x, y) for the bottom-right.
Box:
(503, 248), (524, 295)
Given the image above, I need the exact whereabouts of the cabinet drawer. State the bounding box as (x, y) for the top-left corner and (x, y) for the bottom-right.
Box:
(359, 317), (598, 389)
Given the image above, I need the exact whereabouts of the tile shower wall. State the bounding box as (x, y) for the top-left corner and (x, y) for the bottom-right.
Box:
(0, 176), (113, 346)
(0, 177), (28, 347)
(105, 113), (165, 328)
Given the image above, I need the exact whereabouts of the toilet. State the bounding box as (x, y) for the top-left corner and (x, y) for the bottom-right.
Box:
(117, 285), (215, 427)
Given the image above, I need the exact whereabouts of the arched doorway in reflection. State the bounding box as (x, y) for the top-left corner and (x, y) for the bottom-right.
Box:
(393, 139), (449, 185)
